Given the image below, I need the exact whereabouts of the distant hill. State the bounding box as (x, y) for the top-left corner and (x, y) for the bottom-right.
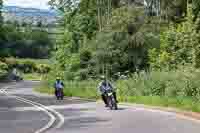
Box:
(2, 6), (57, 17)
(2, 6), (60, 26)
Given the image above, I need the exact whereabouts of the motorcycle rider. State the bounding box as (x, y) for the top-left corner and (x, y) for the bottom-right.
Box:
(54, 77), (64, 97)
(98, 75), (118, 107)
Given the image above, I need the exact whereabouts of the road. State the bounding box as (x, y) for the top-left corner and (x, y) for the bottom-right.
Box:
(0, 81), (200, 133)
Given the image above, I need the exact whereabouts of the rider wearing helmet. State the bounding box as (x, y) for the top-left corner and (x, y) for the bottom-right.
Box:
(98, 75), (118, 107)
(54, 77), (64, 97)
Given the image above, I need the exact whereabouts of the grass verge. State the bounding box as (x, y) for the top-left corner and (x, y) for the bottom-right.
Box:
(23, 73), (44, 80)
(119, 96), (200, 113)
(35, 80), (99, 99)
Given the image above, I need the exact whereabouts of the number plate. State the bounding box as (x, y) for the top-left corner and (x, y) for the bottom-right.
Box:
(108, 93), (113, 96)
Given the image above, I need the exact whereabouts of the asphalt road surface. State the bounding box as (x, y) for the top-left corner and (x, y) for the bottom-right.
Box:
(0, 81), (200, 133)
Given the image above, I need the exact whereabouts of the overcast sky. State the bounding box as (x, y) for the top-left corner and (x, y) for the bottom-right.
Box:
(4, 0), (50, 9)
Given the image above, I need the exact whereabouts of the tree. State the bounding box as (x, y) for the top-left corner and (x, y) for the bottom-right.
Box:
(192, 0), (200, 21)
(0, 0), (3, 25)
(48, 0), (79, 12)
(144, 0), (161, 16)
(159, 0), (187, 21)
(36, 21), (43, 27)
(21, 21), (28, 27)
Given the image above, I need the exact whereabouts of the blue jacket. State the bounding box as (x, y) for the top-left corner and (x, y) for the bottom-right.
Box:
(54, 81), (64, 90)
(98, 81), (114, 94)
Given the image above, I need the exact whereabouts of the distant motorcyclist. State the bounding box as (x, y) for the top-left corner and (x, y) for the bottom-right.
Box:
(11, 68), (23, 81)
(98, 75), (118, 107)
(54, 77), (64, 97)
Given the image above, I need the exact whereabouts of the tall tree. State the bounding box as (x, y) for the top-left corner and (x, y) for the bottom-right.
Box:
(159, 0), (187, 21)
(0, 0), (4, 44)
(0, 0), (3, 26)
(192, 0), (200, 21)
(144, 0), (161, 16)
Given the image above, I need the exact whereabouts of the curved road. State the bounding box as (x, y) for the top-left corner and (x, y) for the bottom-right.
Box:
(0, 81), (200, 133)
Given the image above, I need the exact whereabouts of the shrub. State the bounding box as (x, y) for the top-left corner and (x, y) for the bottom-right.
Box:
(0, 61), (8, 74)
(5, 58), (17, 68)
(79, 69), (89, 80)
(116, 69), (200, 100)
(36, 64), (51, 74)
(62, 80), (99, 99)
(80, 50), (92, 68)
(4, 58), (50, 74)
(21, 60), (36, 73)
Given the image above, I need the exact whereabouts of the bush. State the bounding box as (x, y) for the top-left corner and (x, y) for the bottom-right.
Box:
(21, 60), (36, 73)
(0, 61), (8, 74)
(78, 69), (89, 80)
(36, 64), (51, 74)
(116, 69), (200, 100)
(5, 58), (17, 68)
(5, 58), (50, 74)
(80, 50), (92, 68)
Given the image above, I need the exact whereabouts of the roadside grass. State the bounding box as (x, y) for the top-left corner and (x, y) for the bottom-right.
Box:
(35, 80), (99, 99)
(0, 71), (8, 80)
(119, 96), (200, 113)
(23, 73), (45, 80)
(6, 58), (50, 65)
(0, 71), (7, 77)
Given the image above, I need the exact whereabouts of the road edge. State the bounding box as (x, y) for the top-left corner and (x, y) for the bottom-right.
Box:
(65, 97), (200, 124)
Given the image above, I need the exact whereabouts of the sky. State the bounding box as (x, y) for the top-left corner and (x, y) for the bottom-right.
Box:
(4, 0), (50, 10)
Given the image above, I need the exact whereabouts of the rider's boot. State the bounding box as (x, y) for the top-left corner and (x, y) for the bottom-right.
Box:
(101, 94), (109, 107)
(113, 92), (118, 103)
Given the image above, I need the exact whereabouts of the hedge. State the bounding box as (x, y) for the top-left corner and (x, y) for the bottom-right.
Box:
(5, 58), (51, 74)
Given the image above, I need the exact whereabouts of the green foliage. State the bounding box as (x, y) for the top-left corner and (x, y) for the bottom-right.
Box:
(193, 14), (200, 68)
(90, 31), (151, 76)
(50, 0), (200, 82)
(149, 5), (200, 70)
(0, 0), (3, 25)
(0, 24), (53, 58)
(115, 69), (200, 100)
(23, 73), (44, 80)
(35, 64), (51, 74)
(5, 58), (50, 74)
(192, 0), (200, 21)
(0, 61), (8, 74)
(49, 0), (98, 80)
(108, 6), (144, 32)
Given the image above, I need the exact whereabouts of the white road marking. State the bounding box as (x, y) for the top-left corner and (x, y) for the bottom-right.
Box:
(0, 86), (65, 133)
(12, 103), (96, 111)
(0, 89), (6, 93)
(9, 95), (56, 133)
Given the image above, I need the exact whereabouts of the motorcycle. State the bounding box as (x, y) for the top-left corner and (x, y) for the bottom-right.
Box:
(56, 88), (64, 100)
(14, 75), (23, 82)
(105, 90), (118, 110)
